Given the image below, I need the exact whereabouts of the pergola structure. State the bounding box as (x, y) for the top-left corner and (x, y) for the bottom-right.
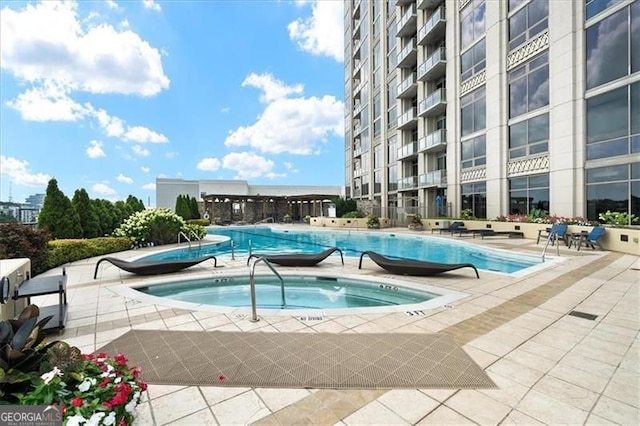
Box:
(201, 193), (335, 224)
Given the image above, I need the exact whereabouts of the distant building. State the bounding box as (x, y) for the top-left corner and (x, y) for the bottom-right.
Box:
(25, 193), (45, 208)
(156, 178), (344, 223)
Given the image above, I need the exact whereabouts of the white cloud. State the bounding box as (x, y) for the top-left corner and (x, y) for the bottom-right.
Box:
(105, 0), (119, 9)
(0, 1), (170, 96)
(123, 126), (168, 143)
(92, 182), (116, 195)
(116, 173), (133, 184)
(225, 93), (344, 155)
(288, 1), (344, 62)
(284, 161), (299, 173)
(165, 152), (177, 158)
(222, 152), (275, 179)
(221, 106), (230, 113)
(0, 155), (51, 186)
(7, 82), (87, 122)
(142, 182), (156, 190)
(92, 108), (125, 137)
(142, 0), (161, 12)
(132, 145), (150, 157)
(242, 73), (303, 103)
(197, 157), (221, 172)
(87, 140), (106, 158)
(141, 166), (150, 173)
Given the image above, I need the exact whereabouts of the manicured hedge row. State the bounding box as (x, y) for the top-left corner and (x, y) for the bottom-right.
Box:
(46, 237), (131, 270)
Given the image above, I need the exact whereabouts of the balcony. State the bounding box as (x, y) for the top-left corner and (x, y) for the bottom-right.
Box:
(353, 79), (365, 96)
(352, 59), (362, 77)
(398, 176), (419, 191)
(353, 101), (364, 117)
(417, 0), (443, 9)
(397, 39), (417, 68)
(417, 48), (446, 81)
(417, 7), (446, 46)
(418, 170), (446, 188)
(352, 19), (360, 37)
(396, 4), (417, 37)
(397, 107), (418, 130)
(353, 38), (362, 59)
(397, 141), (418, 160)
(418, 88), (446, 117)
(396, 0), (413, 6)
(397, 73), (417, 99)
(353, 168), (363, 178)
(418, 129), (447, 153)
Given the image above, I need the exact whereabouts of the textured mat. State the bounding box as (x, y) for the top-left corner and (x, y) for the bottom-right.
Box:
(96, 330), (496, 390)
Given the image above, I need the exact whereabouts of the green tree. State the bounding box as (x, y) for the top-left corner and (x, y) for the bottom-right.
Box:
(114, 201), (133, 227)
(126, 195), (145, 212)
(71, 189), (101, 238)
(0, 212), (17, 223)
(38, 178), (81, 239)
(189, 196), (200, 219)
(175, 194), (191, 220)
(330, 197), (358, 218)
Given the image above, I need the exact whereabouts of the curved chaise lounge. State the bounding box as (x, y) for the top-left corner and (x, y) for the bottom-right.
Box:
(358, 251), (479, 278)
(247, 247), (344, 267)
(94, 256), (217, 279)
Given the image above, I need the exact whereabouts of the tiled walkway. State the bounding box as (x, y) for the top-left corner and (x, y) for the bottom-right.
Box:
(35, 228), (639, 425)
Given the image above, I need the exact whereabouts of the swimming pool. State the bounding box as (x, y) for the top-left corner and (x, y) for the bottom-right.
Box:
(140, 226), (542, 274)
(121, 272), (469, 315)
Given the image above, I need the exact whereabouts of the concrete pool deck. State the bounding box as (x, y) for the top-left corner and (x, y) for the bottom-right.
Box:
(34, 226), (638, 425)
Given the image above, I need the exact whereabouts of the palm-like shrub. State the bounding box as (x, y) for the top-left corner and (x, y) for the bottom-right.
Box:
(114, 208), (186, 246)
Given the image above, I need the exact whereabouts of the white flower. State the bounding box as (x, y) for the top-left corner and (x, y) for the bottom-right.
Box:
(103, 412), (117, 426)
(86, 412), (105, 426)
(77, 378), (93, 392)
(125, 398), (138, 413)
(114, 377), (122, 384)
(66, 414), (87, 426)
(40, 366), (63, 384)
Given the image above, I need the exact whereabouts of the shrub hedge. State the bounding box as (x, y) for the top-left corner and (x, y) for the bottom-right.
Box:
(46, 237), (131, 269)
(0, 223), (51, 276)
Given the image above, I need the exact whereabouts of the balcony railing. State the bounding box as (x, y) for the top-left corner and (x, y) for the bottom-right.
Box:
(353, 101), (365, 116)
(398, 176), (419, 190)
(417, 6), (445, 45)
(417, 0), (443, 10)
(418, 88), (446, 117)
(397, 107), (417, 129)
(418, 129), (446, 152)
(397, 73), (417, 98)
(397, 39), (417, 68)
(418, 170), (446, 187)
(417, 47), (446, 81)
(353, 0), (362, 16)
(396, 4), (417, 37)
(397, 141), (418, 160)
(353, 168), (363, 178)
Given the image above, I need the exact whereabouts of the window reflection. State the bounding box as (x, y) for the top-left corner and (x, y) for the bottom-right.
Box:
(586, 8), (628, 90)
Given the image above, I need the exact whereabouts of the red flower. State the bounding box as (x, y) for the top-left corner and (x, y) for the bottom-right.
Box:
(98, 377), (110, 388)
(114, 353), (128, 366)
(97, 352), (108, 359)
(103, 401), (113, 410)
(130, 366), (142, 379)
(218, 374), (226, 381)
(139, 381), (148, 391)
(118, 418), (127, 426)
(81, 354), (95, 360)
(71, 397), (83, 408)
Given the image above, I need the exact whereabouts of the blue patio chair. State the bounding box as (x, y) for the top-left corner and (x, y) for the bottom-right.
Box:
(536, 223), (569, 246)
(569, 226), (606, 251)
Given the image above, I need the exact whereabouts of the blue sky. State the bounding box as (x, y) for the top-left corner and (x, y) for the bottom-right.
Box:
(0, 0), (345, 207)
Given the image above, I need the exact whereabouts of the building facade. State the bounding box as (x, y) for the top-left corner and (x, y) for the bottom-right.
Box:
(344, 0), (639, 223)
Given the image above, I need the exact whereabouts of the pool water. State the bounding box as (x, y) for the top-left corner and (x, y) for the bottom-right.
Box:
(136, 275), (438, 309)
(140, 226), (540, 274)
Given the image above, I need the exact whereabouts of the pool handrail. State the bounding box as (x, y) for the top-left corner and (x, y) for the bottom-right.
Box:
(248, 257), (285, 322)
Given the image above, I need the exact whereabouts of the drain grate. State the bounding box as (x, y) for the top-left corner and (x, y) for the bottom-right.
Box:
(568, 311), (598, 321)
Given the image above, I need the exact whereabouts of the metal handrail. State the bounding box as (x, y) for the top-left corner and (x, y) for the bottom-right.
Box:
(249, 257), (285, 322)
(177, 230), (202, 250)
(541, 232), (559, 262)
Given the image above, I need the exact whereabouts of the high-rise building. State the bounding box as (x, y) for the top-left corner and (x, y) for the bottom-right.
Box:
(344, 0), (639, 223)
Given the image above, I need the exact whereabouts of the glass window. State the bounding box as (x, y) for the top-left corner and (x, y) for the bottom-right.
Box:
(509, 113), (549, 159)
(460, 0), (486, 51)
(586, 163), (639, 222)
(388, 164), (398, 191)
(461, 87), (486, 136)
(461, 182), (486, 219)
(509, 0), (548, 50)
(509, 53), (548, 118)
(509, 173), (549, 214)
(586, 0), (624, 20)
(461, 39), (486, 81)
(633, 1), (640, 73)
(461, 135), (486, 169)
(586, 8), (628, 90)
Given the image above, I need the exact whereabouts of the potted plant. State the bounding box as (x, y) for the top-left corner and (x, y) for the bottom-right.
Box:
(366, 214), (380, 229)
(408, 213), (423, 230)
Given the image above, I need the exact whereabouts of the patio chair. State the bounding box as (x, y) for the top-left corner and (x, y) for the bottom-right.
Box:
(358, 251), (479, 278)
(568, 226), (606, 251)
(247, 247), (344, 267)
(536, 223), (569, 246)
(432, 221), (466, 234)
(93, 256), (217, 279)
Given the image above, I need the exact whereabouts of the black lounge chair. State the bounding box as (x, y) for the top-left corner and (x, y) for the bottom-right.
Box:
(432, 221), (467, 235)
(358, 251), (479, 278)
(247, 247), (344, 267)
(93, 256), (217, 279)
